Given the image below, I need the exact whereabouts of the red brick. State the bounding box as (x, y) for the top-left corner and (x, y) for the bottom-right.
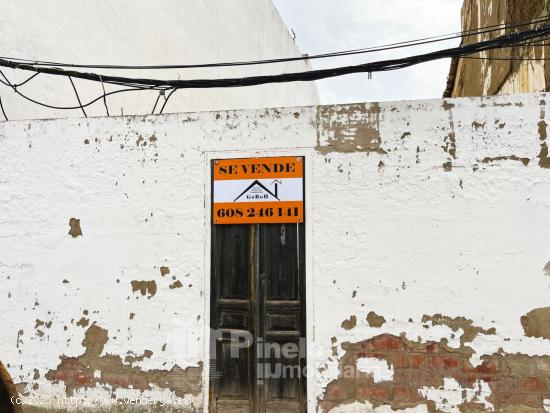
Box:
(471, 360), (499, 375)
(497, 392), (541, 408)
(392, 369), (410, 385)
(357, 385), (390, 400)
(318, 400), (338, 413)
(495, 376), (514, 392)
(517, 377), (546, 392)
(75, 372), (93, 385)
(427, 355), (463, 370)
(409, 369), (443, 387)
(425, 343), (436, 353)
(325, 383), (349, 401)
(371, 336), (403, 351)
(355, 351), (385, 359)
(392, 386), (420, 402)
(391, 353), (425, 369)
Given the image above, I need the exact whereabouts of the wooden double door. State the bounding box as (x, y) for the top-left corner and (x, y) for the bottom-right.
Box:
(210, 223), (307, 413)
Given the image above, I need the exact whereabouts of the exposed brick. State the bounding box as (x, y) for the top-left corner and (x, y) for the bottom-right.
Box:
(392, 369), (410, 385)
(371, 335), (403, 351)
(392, 386), (420, 403)
(497, 392), (541, 408)
(516, 377), (546, 392)
(325, 383), (349, 401)
(471, 359), (500, 375)
(391, 353), (425, 369)
(355, 351), (386, 360)
(427, 355), (463, 370)
(409, 369), (444, 387)
(357, 385), (390, 400)
(318, 400), (338, 413)
(495, 376), (514, 392)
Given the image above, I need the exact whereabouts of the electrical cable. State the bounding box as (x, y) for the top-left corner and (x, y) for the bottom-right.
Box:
(0, 96), (8, 121)
(151, 92), (162, 115)
(158, 89), (177, 114)
(0, 21), (549, 115)
(0, 23), (548, 91)
(2, 15), (549, 70)
(99, 75), (110, 116)
(68, 76), (87, 117)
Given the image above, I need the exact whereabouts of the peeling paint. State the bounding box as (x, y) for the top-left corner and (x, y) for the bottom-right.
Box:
(480, 155), (530, 166)
(341, 316), (357, 331)
(316, 103), (386, 155)
(169, 280), (183, 289)
(131, 280), (157, 298)
(521, 307), (550, 339)
(421, 314), (496, 345)
(366, 312), (386, 328)
(68, 218), (82, 238)
(320, 333), (550, 413)
(46, 325), (202, 398)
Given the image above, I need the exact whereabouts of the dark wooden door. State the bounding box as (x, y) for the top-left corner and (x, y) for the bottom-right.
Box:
(210, 223), (306, 413)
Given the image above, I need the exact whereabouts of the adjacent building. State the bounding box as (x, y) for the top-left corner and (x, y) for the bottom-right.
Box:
(0, 0), (319, 120)
(444, 0), (550, 97)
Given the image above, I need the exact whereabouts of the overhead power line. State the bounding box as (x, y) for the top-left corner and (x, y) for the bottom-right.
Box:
(0, 20), (549, 116)
(1, 23), (549, 91)
(2, 15), (550, 70)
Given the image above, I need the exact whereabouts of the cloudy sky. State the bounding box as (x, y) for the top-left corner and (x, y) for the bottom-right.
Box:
(273, 0), (463, 104)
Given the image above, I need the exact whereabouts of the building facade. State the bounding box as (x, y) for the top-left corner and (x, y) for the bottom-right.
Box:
(0, 0), (319, 121)
(2, 92), (550, 412)
(445, 0), (550, 97)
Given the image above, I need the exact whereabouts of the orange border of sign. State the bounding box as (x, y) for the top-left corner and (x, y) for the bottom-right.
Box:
(212, 156), (304, 224)
(213, 156), (303, 180)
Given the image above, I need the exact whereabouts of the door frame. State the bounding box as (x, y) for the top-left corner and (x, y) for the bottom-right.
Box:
(202, 149), (315, 412)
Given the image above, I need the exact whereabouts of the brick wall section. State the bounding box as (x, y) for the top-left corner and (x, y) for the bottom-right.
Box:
(319, 334), (550, 412)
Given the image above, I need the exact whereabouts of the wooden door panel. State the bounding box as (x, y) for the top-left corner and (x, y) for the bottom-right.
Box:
(211, 225), (254, 412)
(217, 337), (251, 398)
(211, 221), (306, 412)
(259, 224), (306, 411)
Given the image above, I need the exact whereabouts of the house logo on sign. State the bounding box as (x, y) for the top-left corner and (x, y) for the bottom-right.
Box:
(233, 180), (281, 201)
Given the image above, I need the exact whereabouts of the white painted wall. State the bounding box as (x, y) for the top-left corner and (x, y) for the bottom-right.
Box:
(1, 92), (550, 412)
(0, 0), (319, 121)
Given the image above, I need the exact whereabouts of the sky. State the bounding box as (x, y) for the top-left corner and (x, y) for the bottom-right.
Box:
(272, 0), (463, 104)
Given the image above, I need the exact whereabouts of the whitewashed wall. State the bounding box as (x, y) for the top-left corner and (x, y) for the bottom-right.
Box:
(0, 0), (319, 121)
(1, 92), (550, 412)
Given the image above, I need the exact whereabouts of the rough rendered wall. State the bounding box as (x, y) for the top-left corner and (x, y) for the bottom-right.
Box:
(1, 93), (550, 412)
(449, 0), (550, 97)
(0, 0), (319, 121)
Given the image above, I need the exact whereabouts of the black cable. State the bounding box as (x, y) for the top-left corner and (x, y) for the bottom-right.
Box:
(158, 89), (177, 114)
(2, 15), (550, 70)
(0, 23), (548, 90)
(99, 75), (110, 117)
(68, 76), (87, 117)
(0, 70), (150, 110)
(15, 72), (40, 87)
(0, 24), (549, 115)
(151, 91), (162, 115)
(0, 96), (8, 121)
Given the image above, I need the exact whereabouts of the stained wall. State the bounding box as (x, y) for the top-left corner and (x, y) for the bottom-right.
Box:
(446, 0), (550, 97)
(1, 92), (550, 412)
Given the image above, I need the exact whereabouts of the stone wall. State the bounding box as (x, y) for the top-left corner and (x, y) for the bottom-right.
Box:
(446, 0), (550, 97)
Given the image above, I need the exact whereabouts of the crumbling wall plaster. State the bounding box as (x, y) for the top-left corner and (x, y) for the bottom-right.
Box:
(1, 93), (550, 412)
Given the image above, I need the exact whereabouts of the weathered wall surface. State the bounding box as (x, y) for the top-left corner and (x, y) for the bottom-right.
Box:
(1, 92), (550, 412)
(446, 0), (550, 97)
(0, 0), (319, 121)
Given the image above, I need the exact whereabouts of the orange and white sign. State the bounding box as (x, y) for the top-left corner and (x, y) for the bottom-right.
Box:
(212, 156), (304, 224)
